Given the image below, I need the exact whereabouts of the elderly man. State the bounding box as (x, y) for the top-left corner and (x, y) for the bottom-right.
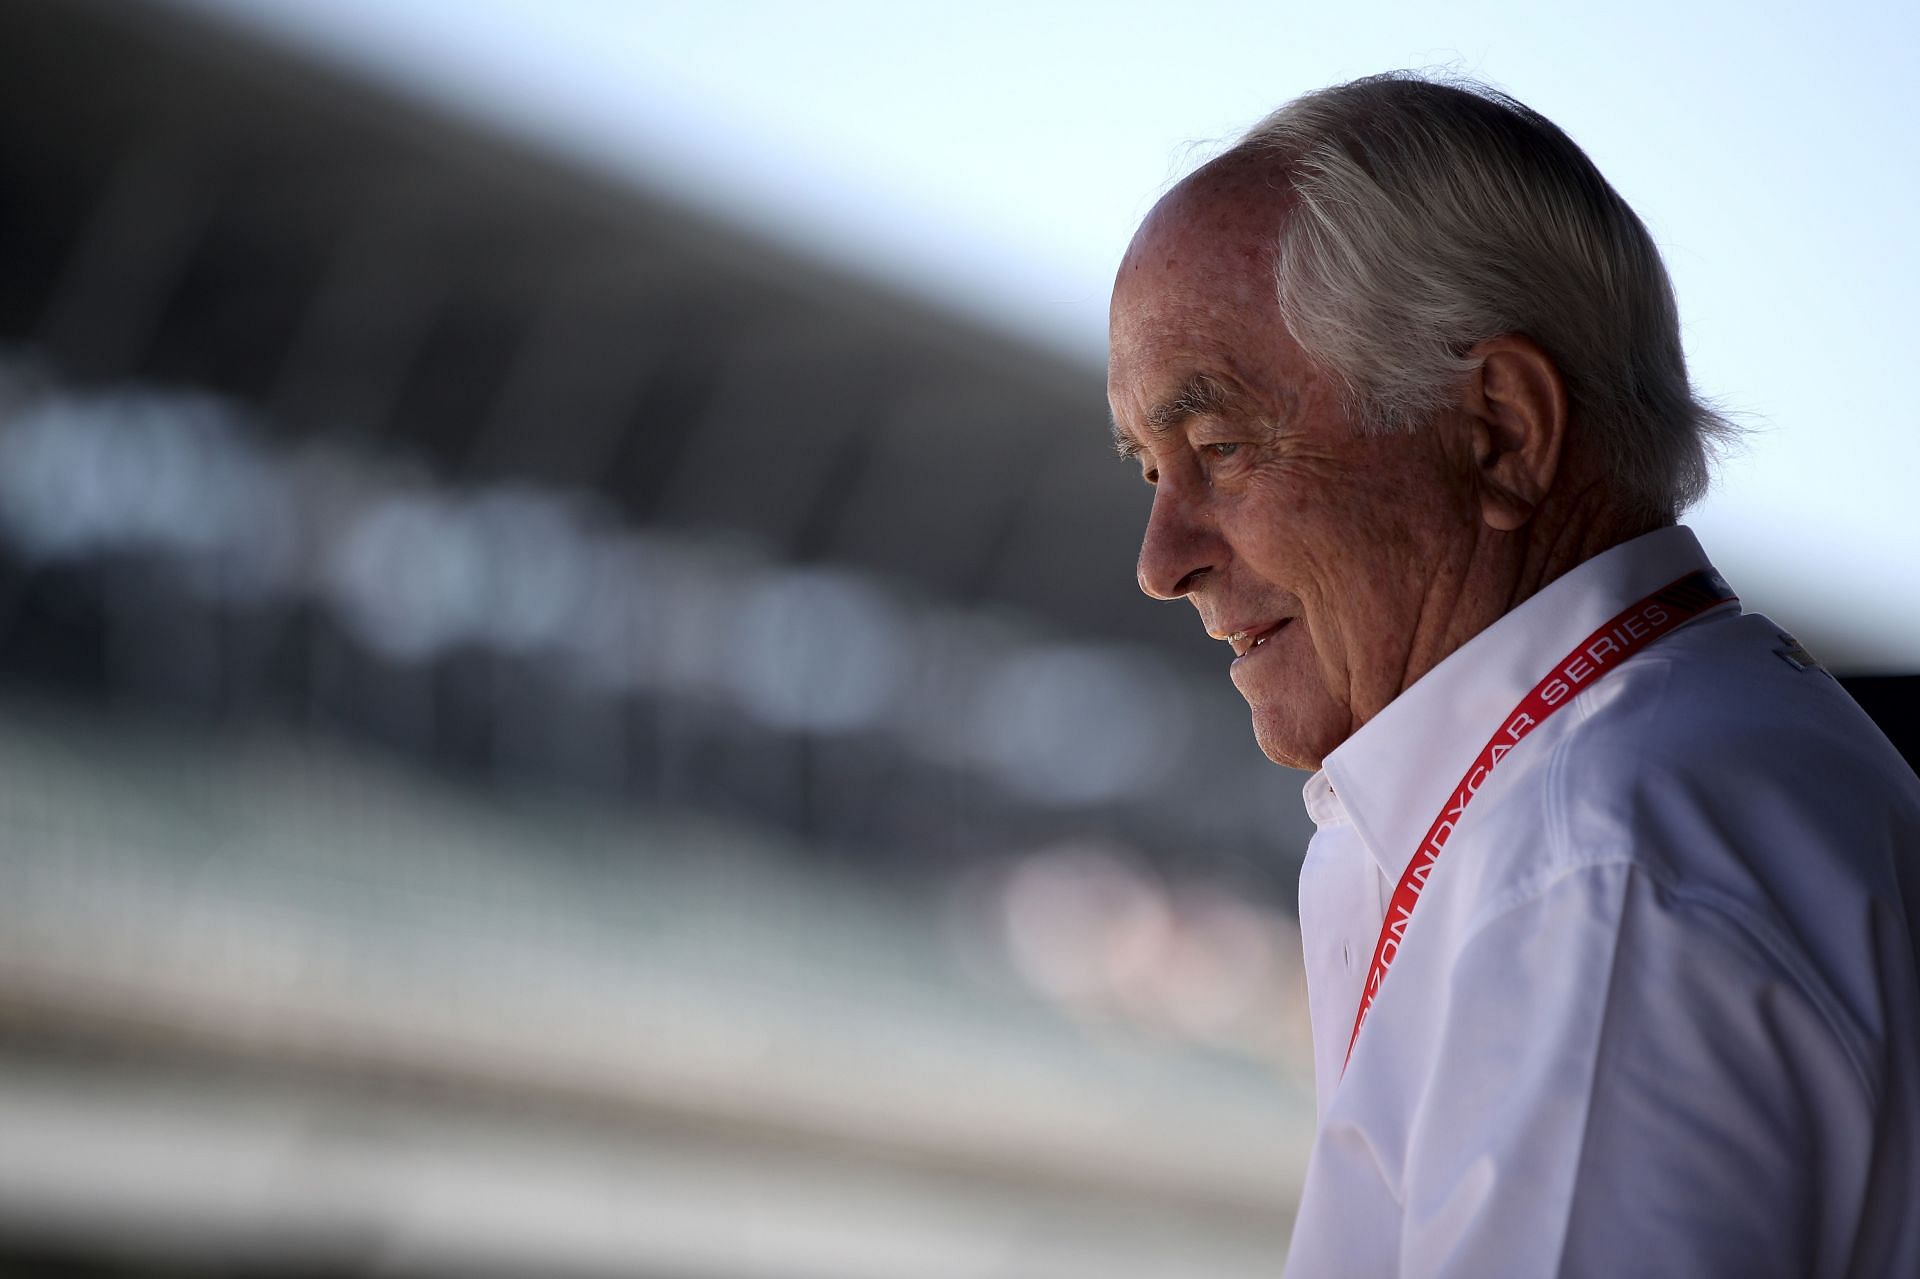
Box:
(1109, 75), (1920, 1277)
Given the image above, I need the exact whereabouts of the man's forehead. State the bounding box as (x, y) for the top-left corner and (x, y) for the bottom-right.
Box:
(1123, 152), (1294, 271)
(1114, 169), (1295, 342)
(1108, 150), (1304, 442)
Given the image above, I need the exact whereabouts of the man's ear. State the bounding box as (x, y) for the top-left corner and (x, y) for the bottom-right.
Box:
(1461, 334), (1568, 532)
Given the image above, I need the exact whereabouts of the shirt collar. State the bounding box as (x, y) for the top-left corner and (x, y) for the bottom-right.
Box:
(1301, 769), (1346, 827)
(1304, 525), (1723, 884)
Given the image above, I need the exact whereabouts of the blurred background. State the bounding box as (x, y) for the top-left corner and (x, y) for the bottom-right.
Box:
(0, 1), (1912, 1275)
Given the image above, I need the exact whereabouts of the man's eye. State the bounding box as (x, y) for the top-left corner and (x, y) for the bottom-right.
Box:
(1204, 443), (1241, 459)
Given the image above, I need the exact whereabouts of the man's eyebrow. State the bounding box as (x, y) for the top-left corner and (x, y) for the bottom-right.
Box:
(1112, 373), (1245, 460)
(1149, 373), (1242, 433)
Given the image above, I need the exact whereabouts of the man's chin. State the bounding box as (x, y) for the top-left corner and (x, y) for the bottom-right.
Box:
(1249, 702), (1343, 773)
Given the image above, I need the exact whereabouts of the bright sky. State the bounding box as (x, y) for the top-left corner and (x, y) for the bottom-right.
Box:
(177, 0), (1919, 670)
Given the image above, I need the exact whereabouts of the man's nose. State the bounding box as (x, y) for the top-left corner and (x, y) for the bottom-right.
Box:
(1136, 482), (1218, 601)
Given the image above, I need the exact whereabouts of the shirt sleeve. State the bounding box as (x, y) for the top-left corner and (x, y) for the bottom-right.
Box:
(1397, 861), (1875, 1279)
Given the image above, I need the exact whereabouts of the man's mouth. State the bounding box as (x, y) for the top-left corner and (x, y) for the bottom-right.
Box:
(1223, 619), (1289, 659)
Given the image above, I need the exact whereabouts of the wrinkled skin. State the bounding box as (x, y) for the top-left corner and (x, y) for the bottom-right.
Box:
(1109, 152), (1626, 771)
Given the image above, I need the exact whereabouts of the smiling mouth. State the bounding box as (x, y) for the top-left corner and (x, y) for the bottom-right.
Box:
(1225, 619), (1290, 659)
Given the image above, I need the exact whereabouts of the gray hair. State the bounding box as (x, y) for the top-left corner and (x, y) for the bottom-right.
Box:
(1236, 73), (1734, 521)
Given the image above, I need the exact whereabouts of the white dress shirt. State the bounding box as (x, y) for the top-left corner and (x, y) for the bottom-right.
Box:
(1281, 526), (1920, 1278)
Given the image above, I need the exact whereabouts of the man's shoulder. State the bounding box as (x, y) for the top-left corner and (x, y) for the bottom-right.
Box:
(1559, 608), (1915, 810)
(1520, 605), (1920, 911)
(1448, 606), (1920, 1097)
(1408, 601), (1919, 986)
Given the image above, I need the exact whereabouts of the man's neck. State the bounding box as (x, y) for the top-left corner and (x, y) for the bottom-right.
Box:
(1504, 489), (1664, 615)
(1403, 489), (1664, 705)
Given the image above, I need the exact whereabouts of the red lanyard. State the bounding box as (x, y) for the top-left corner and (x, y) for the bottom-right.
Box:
(1343, 568), (1738, 1072)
